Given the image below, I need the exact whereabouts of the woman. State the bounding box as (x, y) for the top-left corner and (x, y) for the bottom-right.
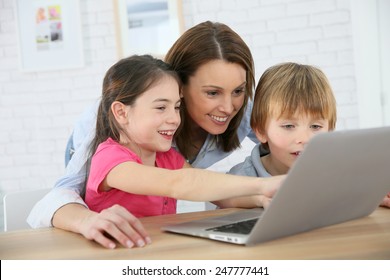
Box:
(28, 21), (282, 249)
(165, 21), (255, 168)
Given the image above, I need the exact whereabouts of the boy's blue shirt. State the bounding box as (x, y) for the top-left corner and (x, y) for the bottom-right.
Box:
(228, 143), (271, 177)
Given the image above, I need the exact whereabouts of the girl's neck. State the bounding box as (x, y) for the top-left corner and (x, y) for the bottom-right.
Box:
(120, 138), (156, 167)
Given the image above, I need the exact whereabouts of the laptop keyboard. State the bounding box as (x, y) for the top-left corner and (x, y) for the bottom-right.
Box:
(205, 218), (258, 234)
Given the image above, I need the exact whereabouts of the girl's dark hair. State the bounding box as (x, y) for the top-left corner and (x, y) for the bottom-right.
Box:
(165, 21), (255, 159)
(83, 55), (180, 198)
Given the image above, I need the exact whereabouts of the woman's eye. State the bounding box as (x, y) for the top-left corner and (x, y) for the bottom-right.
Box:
(206, 91), (218, 97)
(156, 106), (166, 111)
(233, 88), (245, 96)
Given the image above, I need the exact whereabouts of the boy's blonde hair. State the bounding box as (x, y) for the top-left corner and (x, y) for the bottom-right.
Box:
(251, 62), (337, 137)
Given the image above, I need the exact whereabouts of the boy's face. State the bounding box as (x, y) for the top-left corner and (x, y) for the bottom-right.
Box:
(255, 112), (330, 175)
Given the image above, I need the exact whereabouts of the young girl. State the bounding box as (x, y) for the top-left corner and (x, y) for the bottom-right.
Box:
(229, 62), (337, 179)
(83, 55), (282, 248)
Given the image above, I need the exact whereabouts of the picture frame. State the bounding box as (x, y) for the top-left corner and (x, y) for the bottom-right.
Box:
(113, 0), (184, 59)
(15, 0), (84, 72)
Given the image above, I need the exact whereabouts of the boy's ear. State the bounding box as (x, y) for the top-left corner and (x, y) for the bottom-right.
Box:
(111, 101), (128, 124)
(254, 128), (268, 144)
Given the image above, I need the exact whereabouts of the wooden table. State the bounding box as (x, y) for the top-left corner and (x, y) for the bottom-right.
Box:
(1, 208), (389, 260)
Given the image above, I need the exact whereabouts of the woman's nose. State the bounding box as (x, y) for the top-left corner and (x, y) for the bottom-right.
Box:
(219, 95), (234, 114)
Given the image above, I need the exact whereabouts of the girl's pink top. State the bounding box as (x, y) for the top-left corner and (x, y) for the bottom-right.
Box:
(85, 138), (185, 217)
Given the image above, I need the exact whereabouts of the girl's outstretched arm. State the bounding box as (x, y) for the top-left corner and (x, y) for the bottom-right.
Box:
(102, 161), (283, 202)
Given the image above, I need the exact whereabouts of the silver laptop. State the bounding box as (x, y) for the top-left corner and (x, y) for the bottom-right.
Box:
(162, 126), (390, 245)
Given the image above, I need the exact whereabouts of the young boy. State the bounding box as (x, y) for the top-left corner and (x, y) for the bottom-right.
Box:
(229, 62), (337, 177)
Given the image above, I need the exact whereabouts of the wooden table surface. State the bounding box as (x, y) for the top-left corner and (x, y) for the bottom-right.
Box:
(1, 207), (389, 260)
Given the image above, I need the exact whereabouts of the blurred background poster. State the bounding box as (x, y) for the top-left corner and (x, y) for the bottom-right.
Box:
(115, 0), (183, 58)
(15, 0), (83, 71)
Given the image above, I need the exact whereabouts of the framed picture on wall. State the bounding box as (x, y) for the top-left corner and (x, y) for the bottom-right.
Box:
(15, 0), (84, 72)
(114, 0), (184, 59)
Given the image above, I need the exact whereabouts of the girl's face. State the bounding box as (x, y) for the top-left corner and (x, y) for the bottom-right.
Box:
(256, 113), (330, 175)
(123, 76), (181, 158)
(183, 60), (246, 135)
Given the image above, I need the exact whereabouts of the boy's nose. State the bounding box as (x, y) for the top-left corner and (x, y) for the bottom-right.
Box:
(296, 130), (312, 145)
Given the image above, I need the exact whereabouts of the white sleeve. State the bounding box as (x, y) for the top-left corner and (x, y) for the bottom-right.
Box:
(27, 101), (98, 228)
(27, 186), (87, 228)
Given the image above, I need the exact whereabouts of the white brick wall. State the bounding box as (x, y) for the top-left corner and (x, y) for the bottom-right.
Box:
(0, 0), (362, 225)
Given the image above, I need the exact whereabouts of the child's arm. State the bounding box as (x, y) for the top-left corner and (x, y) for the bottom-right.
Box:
(183, 162), (273, 209)
(212, 195), (272, 209)
(101, 161), (283, 201)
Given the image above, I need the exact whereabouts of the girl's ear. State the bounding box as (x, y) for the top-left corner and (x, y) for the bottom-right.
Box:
(254, 127), (268, 144)
(111, 101), (128, 124)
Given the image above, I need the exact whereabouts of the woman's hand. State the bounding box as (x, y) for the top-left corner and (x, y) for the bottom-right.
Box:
(53, 203), (151, 249)
(380, 192), (390, 208)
